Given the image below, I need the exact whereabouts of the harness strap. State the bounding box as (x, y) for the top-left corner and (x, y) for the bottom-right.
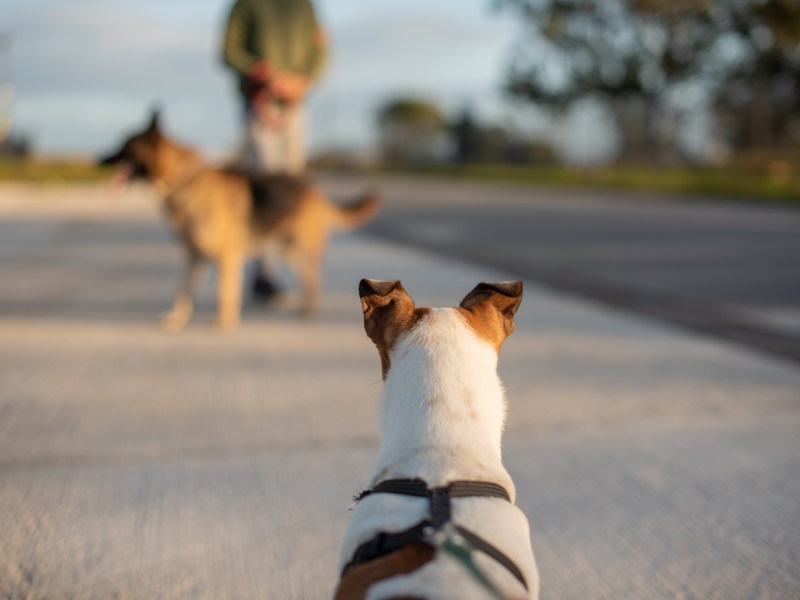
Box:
(344, 519), (433, 574)
(454, 525), (528, 591)
(358, 479), (510, 529)
(363, 478), (511, 501)
(345, 479), (527, 591)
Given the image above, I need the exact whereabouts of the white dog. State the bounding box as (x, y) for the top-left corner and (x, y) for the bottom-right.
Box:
(334, 279), (539, 600)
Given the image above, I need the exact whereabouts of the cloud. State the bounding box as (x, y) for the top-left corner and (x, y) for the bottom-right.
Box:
(7, 0), (518, 154)
(324, 10), (514, 92)
(310, 7), (517, 149)
(10, 1), (238, 153)
(13, 4), (217, 93)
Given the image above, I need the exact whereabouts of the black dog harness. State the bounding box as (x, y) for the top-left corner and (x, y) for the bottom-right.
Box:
(342, 478), (528, 591)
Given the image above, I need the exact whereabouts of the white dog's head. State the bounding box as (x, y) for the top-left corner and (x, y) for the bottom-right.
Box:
(359, 279), (523, 381)
(358, 278), (524, 466)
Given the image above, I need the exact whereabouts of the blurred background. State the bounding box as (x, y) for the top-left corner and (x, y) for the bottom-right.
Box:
(1, 1), (800, 599)
(5, 0), (516, 160)
(2, 0), (799, 189)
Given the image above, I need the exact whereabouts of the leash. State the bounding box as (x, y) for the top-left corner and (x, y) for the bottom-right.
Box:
(439, 530), (508, 600)
(344, 478), (528, 592)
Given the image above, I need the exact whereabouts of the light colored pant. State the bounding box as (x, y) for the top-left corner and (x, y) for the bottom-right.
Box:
(241, 102), (307, 175)
(239, 102), (307, 290)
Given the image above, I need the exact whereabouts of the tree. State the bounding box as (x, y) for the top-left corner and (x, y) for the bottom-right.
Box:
(704, 0), (800, 156)
(493, 0), (800, 163)
(377, 98), (447, 165)
(450, 107), (555, 165)
(451, 108), (482, 164)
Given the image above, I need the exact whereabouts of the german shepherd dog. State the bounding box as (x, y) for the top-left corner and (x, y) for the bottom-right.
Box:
(99, 111), (379, 331)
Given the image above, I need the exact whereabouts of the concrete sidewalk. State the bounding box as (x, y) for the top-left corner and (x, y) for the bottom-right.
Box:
(0, 185), (798, 599)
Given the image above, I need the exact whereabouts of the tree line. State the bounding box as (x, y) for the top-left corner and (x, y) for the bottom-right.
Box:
(378, 0), (799, 167)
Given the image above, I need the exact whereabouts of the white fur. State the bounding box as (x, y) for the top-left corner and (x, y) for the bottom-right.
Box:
(339, 308), (539, 599)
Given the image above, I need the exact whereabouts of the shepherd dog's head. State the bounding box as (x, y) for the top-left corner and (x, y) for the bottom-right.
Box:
(97, 109), (167, 184)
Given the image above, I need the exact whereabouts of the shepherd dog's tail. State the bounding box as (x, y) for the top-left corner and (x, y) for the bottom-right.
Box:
(328, 191), (380, 231)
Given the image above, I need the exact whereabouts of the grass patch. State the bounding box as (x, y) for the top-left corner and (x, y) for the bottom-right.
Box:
(3, 157), (798, 202)
(392, 164), (800, 202)
(0, 159), (111, 183)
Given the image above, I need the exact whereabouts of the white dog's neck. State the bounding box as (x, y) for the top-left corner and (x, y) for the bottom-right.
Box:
(370, 308), (513, 494)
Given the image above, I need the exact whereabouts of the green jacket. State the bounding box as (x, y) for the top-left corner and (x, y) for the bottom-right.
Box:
(222, 0), (327, 95)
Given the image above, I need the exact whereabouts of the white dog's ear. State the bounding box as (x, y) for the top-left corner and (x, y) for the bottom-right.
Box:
(359, 279), (419, 378)
(360, 279), (404, 311)
(459, 281), (523, 347)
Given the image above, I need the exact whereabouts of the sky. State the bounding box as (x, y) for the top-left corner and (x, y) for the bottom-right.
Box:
(4, 0), (553, 159)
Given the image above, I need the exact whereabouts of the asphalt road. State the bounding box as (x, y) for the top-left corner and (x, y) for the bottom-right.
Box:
(1, 183), (799, 599)
(322, 176), (800, 365)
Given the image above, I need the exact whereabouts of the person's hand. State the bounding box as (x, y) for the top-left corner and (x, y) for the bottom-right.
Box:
(248, 61), (275, 112)
(271, 72), (308, 104)
(250, 61), (271, 85)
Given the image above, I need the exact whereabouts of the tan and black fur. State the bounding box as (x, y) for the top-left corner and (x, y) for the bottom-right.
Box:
(100, 111), (379, 330)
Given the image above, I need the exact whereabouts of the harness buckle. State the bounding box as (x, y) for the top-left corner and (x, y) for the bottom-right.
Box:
(430, 487), (452, 529)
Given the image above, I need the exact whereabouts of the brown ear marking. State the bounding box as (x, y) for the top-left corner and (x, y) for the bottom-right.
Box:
(460, 281), (523, 316)
(358, 279), (426, 379)
(458, 281), (523, 350)
(359, 279), (410, 322)
(359, 278), (403, 305)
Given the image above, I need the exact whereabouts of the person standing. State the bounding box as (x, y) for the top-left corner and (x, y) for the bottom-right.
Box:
(222, 0), (328, 297)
